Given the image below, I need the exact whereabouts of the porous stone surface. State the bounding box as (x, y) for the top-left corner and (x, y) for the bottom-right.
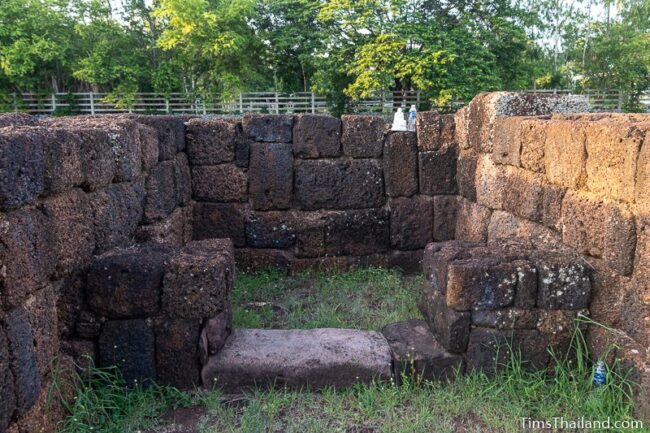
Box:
(192, 202), (248, 247)
(162, 239), (234, 319)
(340, 115), (385, 158)
(155, 319), (202, 389)
(98, 319), (156, 387)
(0, 325), (16, 432)
(248, 142), (293, 210)
(136, 205), (193, 246)
(125, 114), (186, 161)
(466, 327), (549, 373)
(0, 128), (44, 210)
(418, 286), (470, 353)
(544, 120), (587, 189)
(243, 114), (293, 143)
(144, 160), (178, 221)
(5, 308), (40, 416)
(245, 212), (297, 248)
(294, 159), (384, 210)
(199, 307), (232, 364)
(201, 328), (393, 390)
(382, 320), (464, 382)
(292, 114), (341, 158)
(86, 244), (173, 318)
(418, 145), (458, 195)
(389, 196), (433, 250)
(191, 164), (247, 202)
(384, 131), (418, 197)
(433, 195), (459, 241)
(186, 118), (236, 165)
(0, 113), (36, 128)
(456, 150), (478, 201)
(324, 208), (390, 256)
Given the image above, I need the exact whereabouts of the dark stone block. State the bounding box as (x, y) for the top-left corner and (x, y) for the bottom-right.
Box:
(186, 118), (236, 165)
(191, 165), (247, 202)
(162, 239), (234, 319)
(418, 146), (458, 195)
(87, 244), (174, 318)
(382, 320), (464, 382)
(433, 195), (459, 241)
(0, 325), (16, 432)
(386, 250), (423, 274)
(532, 252), (591, 310)
(384, 132), (418, 197)
(294, 159), (384, 210)
(77, 129), (115, 191)
(389, 196), (433, 250)
(471, 308), (538, 330)
(23, 285), (59, 378)
(98, 319), (156, 387)
(234, 123), (251, 167)
(138, 124), (160, 172)
(40, 188), (95, 276)
(246, 212), (297, 248)
(0, 113), (35, 128)
(0, 129), (44, 210)
(0, 207), (54, 310)
(174, 153), (192, 206)
(418, 285), (470, 353)
(324, 208), (390, 256)
(131, 115), (185, 161)
(144, 160), (178, 222)
(243, 114), (293, 143)
(106, 121), (143, 183)
(293, 114), (341, 158)
(446, 258), (518, 311)
(416, 111), (442, 151)
(341, 115), (385, 158)
(466, 327), (549, 373)
(421, 241), (480, 291)
(249, 142), (293, 210)
(199, 306), (232, 365)
(5, 308), (40, 415)
(457, 150), (478, 201)
(192, 202), (248, 247)
(89, 180), (145, 253)
(235, 248), (293, 274)
(42, 128), (84, 195)
(155, 319), (201, 389)
(293, 211), (328, 258)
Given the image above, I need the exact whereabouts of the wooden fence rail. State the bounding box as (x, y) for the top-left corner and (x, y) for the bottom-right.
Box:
(4, 89), (649, 116)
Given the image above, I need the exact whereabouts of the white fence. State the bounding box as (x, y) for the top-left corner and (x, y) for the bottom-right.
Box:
(5, 89), (650, 116)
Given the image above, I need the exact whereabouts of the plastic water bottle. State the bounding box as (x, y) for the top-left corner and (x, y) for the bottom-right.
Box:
(593, 360), (607, 386)
(408, 104), (417, 132)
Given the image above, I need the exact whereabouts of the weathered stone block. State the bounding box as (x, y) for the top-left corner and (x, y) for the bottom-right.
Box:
(544, 120), (587, 188)
(137, 124), (159, 172)
(293, 211), (328, 258)
(324, 208), (390, 256)
(174, 152), (192, 206)
(155, 319), (201, 389)
(144, 160), (177, 221)
(636, 127), (650, 210)
(130, 115), (185, 161)
(77, 129), (115, 191)
(419, 284), (470, 353)
(471, 308), (538, 330)
(246, 212), (296, 248)
(162, 239), (234, 319)
(520, 118), (548, 173)
(293, 114), (341, 158)
(87, 244), (173, 318)
(235, 248), (293, 273)
(416, 111), (441, 151)
(455, 197), (492, 242)
(0, 112), (35, 128)
(249, 142), (293, 210)
(186, 118), (236, 164)
(0, 129), (44, 210)
(341, 115), (385, 158)
(0, 325), (16, 432)
(384, 131), (418, 197)
(532, 251), (591, 309)
(234, 123), (251, 168)
(585, 121), (642, 202)
(5, 307), (40, 415)
(192, 202), (248, 247)
(40, 189), (95, 276)
(418, 146), (458, 195)
(290, 256), (348, 274)
(104, 121), (143, 183)
(89, 180), (145, 253)
(294, 159), (384, 210)
(446, 258), (518, 311)
(191, 164), (247, 203)
(502, 168), (545, 222)
(454, 106), (470, 150)
(382, 320), (465, 382)
(98, 319), (156, 387)
(41, 128), (84, 195)
(633, 223), (650, 305)
(136, 205), (192, 246)
(433, 195), (459, 241)
(492, 117), (523, 166)
(61, 339), (96, 372)
(23, 285), (59, 378)
(0, 208), (54, 310)
(243, 114), (293, 143)
(475, 154), (507, 210)
(389, 196), (433, 250)
(541, 183), (566, 231)
(466, 327), (549, 373)
(487, 211), (564, 251)
(347, 254), (388, 270)
(422, 240), (481, 288)
(457, 150), (478, 201)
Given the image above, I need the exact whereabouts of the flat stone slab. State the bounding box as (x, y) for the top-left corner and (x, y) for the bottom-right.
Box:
(382, 320), (465, 382)
(201, 328), (393, 390)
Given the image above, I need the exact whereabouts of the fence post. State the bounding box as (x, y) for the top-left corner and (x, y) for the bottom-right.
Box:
(311, 93), (315, 114)
(89, 92), (95, 115)
(51, 94), (56, 114)
(275, 92), (280, 114)
(12, 93), (17, 113)
(618, 90), (623, 111)
(416, 90), (421, 108)
(165, 99), (170, 114)
(202, 99), (207, 115)
(239, 94), (243, 114)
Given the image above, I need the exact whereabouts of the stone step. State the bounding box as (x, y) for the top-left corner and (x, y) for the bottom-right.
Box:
(201, 328), (394, 390)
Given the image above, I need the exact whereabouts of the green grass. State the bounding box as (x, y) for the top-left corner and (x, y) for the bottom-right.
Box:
(55, 268), (648, 433)
(231, 267), (422, 330)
